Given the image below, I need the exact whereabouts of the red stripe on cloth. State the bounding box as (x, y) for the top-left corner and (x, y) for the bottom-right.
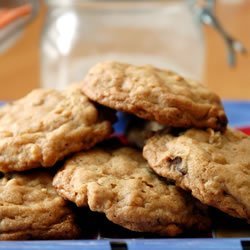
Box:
(238, 127), (250, 135)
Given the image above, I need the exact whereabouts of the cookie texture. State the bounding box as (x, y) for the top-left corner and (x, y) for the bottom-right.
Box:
(143, 128), (250, 222)
(0, 170), (80, 240)
(82, 61), (227, 130)
(53, 147), (211, 236)
(0, 85), (113, 172)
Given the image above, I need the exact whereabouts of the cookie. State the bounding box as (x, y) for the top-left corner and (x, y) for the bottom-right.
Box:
(0, 170), (80, 240)
(53, 147), (211, 236)
(0, 84), (113, 172)
(82, 61), (227, 130)
(143, 128), (250, 222)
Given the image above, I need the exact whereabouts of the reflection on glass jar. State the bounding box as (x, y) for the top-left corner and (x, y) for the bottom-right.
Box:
(41, 0), (204, 89)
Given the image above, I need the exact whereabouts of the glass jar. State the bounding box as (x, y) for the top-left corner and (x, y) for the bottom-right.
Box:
(41, 0), (204, 89)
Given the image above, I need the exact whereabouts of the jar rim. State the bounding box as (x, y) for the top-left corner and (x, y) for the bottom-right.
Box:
(46, 0), (174, 6)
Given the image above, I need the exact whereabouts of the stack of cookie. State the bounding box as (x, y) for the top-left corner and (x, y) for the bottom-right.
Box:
(0, 86), (113, 240)
(0, 61), (249, 240)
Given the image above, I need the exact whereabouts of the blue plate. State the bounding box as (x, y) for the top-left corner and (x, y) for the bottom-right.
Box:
(223, 100), (250, 128)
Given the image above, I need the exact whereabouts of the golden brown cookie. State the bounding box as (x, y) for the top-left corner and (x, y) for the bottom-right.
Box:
(143, 128), (250, 222)
(0, 170), (80, 240)
(53, 147), (211, 236)
(82, 61), (227, 130)
(0, 85), (113, 172)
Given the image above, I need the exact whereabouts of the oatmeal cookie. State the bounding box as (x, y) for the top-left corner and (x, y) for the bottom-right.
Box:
(0, 85), (113, 172)
(0, 170), (80, 240)
(82, 61), (227, 130)
(143, 128), (250, 222)
(53, 147), (211, 236)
